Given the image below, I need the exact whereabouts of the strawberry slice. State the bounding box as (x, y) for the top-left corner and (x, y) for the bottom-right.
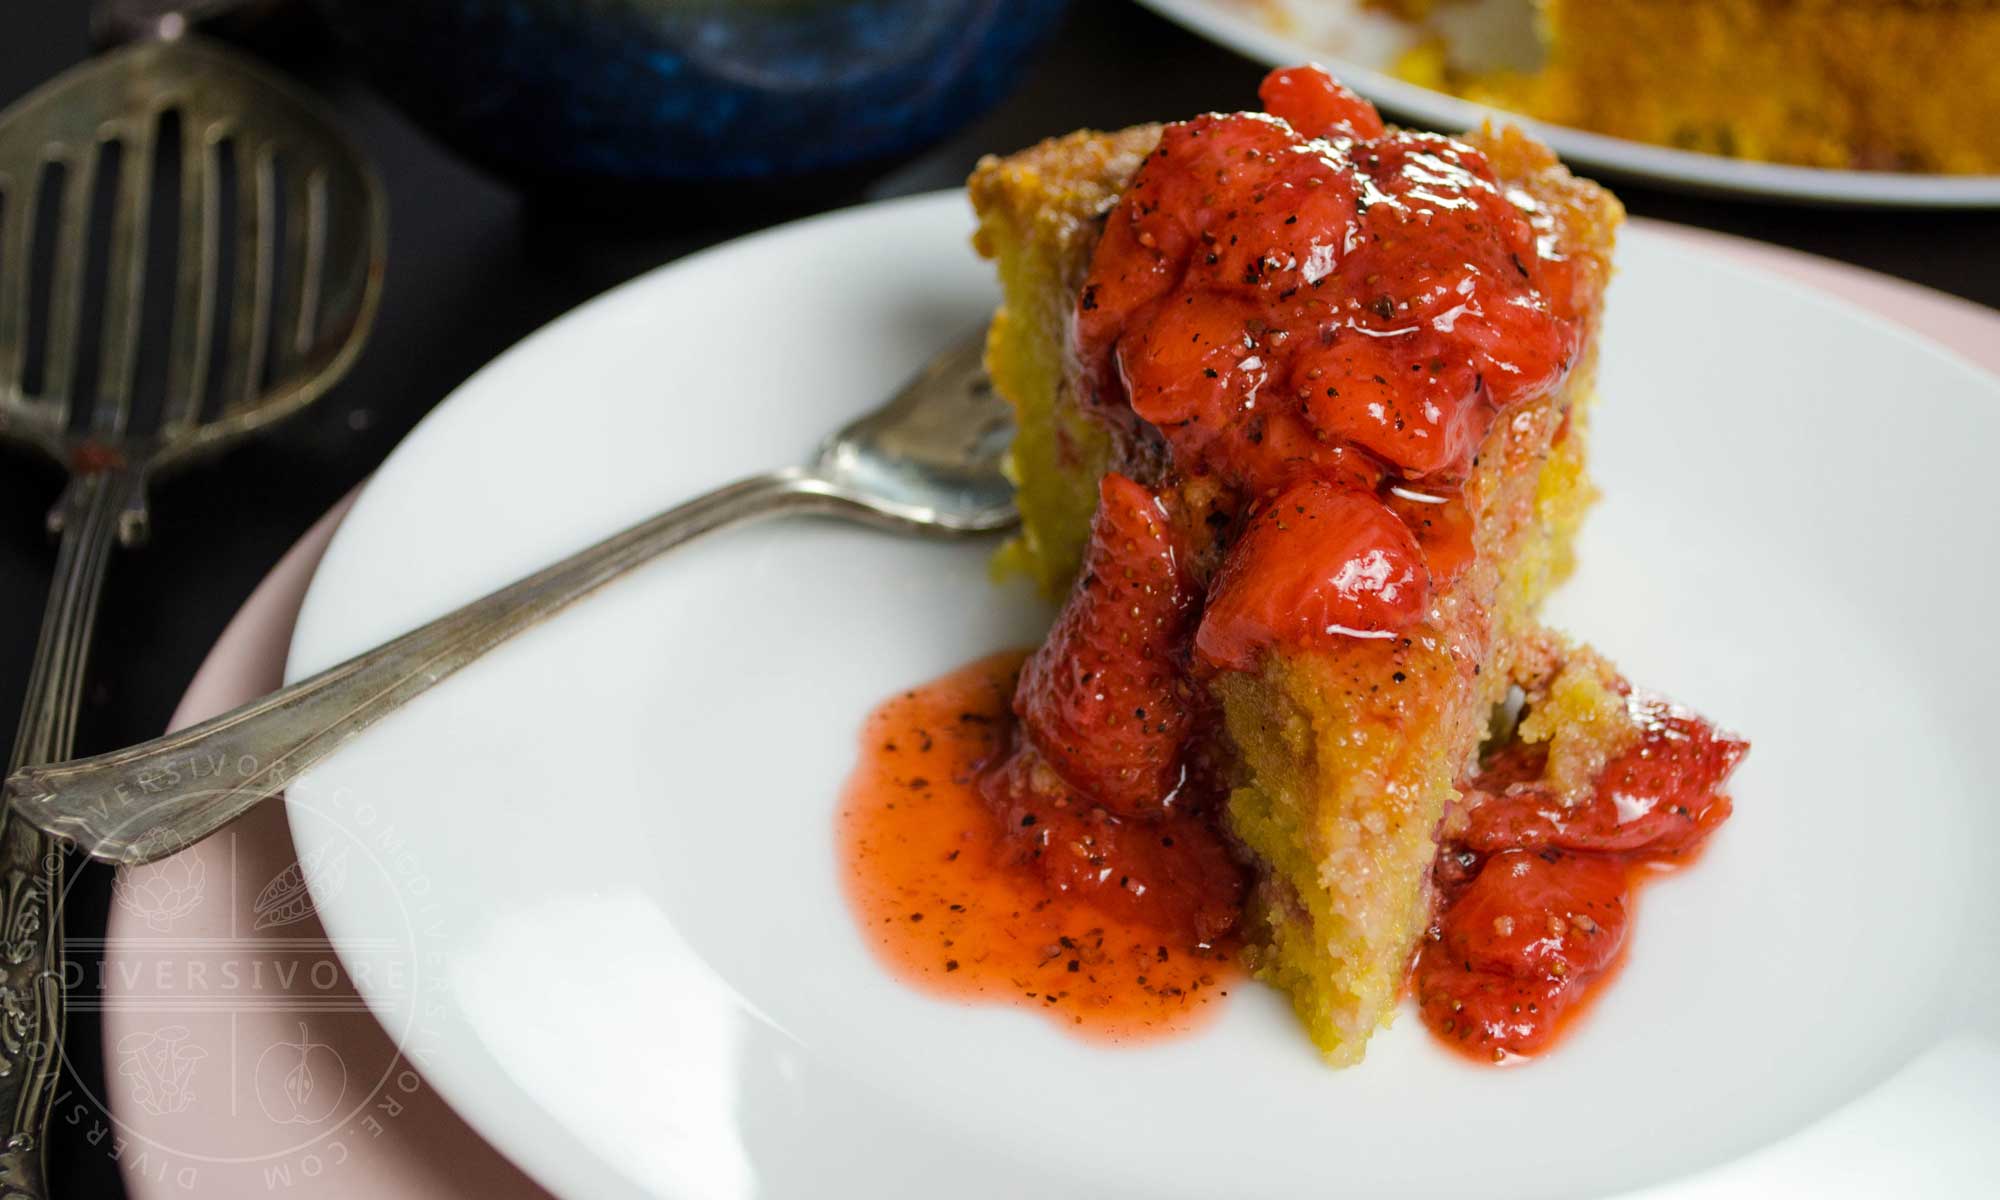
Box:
(1196, 480), (1428, 671)
(1116, 290), (1269, 429)
(1462, 695), (1748, 857)
(1256, 63), (1384, 141)
(1257, 64), (1385, 141)
(1289, 328), (1490, 478)
(1015, 473), (1200, 816)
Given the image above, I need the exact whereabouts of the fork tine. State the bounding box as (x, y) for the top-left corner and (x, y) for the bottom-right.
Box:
(220, 140), (273, 414)
(91, 119), (154, 437)
(159, 120), (217, 434)
(39, 143), (98, 423)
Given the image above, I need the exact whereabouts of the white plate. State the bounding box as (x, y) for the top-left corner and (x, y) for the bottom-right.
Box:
(284, 191), (2000, 1200)
(1134, 0), (2000, 207)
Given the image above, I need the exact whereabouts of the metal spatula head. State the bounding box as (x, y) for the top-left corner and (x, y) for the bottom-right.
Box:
(0, 34), (384, 533)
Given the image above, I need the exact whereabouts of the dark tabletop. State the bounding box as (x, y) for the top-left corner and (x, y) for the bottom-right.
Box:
(1, 2), (1995, 1195)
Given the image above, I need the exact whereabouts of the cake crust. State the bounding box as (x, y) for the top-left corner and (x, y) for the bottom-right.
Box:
(970, 126), (1161, 596)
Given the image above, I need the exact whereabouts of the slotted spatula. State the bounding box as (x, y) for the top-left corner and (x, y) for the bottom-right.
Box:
(0, 34), (382, 1194)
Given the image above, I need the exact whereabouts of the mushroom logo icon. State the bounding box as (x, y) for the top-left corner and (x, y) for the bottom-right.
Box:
(116, 1026), (207, 1115)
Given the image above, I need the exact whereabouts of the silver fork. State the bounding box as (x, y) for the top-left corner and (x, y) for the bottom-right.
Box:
(6, 331), (1013, 869)
(0, 34), (383, 1194)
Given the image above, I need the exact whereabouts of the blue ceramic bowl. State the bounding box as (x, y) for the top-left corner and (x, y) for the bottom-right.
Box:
(321, 0), (1069, 183)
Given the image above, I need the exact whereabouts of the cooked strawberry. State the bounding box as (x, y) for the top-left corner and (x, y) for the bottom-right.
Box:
(1440, 849), (1630, 980)
(1015, 473), (1199, 816)
(981, 744), (1246, 944)
(1116, 290), (1270, 429)
(1289, 328), (1490, 478)
(1195, 480), (1429, 671)
(1257, 64), (1386, 142)
(1462, 697), (1747, 856)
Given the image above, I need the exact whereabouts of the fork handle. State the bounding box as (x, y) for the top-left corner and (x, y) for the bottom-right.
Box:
(5, 468), (868, 869)
(0, 471), (140, 1199)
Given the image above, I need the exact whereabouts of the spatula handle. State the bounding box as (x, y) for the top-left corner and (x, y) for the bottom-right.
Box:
(0, 471), (138, 1200)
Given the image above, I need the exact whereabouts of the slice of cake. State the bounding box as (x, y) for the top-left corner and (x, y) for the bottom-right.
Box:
(1377, 0), (2000, 174)
(969, 66), (1655, 1064)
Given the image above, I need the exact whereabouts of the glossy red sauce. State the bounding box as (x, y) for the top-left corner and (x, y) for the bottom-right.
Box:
(839, 653), (1242, 1040)
(1414, 691), (1746, 1062)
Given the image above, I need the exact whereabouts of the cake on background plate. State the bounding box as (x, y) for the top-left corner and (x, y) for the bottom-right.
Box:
(1368, 0), (2000, 173)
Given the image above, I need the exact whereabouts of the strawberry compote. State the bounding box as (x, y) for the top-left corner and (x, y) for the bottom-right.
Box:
(840, 66), (1744, 1056)
(1415, 685), (1747, 1062)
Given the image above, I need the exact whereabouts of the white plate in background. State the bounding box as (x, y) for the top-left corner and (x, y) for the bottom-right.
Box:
(1134, 0), (2000, 207)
